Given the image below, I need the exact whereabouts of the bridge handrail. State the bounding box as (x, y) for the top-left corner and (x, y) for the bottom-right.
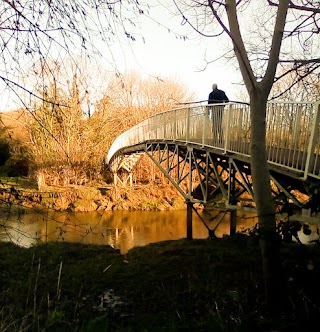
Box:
(107, 101), (320, 180)
(106, 102), (235, 161)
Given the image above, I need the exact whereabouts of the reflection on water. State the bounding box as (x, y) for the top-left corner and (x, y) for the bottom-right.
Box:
(0, 209), (261, 253)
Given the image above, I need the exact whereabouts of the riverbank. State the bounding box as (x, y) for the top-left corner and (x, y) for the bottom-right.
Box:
(0, 177), (186, 212)
(1, 237), (319, 331)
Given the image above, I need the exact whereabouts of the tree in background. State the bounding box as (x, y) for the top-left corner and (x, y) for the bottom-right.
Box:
(271, 66), (320, 102)
(95, 70), (194, 141)
(95, 71), (195, 183)
(25, 71), (112, 186)
(0, 118), (10, 168)
(2, 63), (194, 186)
(0, 0), (194, 186)
(0, 110), (31, 176)
(0, 0), (149, 184)
(29, 77), (84, 165)
(0, 0), (147, 108)
(172, 0), (320, 314)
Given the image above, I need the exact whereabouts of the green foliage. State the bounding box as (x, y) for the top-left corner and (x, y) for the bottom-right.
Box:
(0, 120), (11, 168)
(139, 199), (159, 210)
(46, 309), (70, 331)
(6, 156), (30, 177)
(0, 128), (32, 177)
(84, 316), (111, 332)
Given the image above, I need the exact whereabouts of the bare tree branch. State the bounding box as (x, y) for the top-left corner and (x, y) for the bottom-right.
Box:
(268, 0), (320, 14)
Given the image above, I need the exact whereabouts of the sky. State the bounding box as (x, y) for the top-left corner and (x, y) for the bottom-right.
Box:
(116, 27), (240, 103)
(109, 2), (242, 104)
(0, 1), (243, 112)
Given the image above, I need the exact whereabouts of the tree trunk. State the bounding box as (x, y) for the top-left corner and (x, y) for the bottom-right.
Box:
(250, 93), (282, 316)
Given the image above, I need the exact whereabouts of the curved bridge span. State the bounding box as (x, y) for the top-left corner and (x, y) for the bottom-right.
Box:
(106, 102), (320, 220)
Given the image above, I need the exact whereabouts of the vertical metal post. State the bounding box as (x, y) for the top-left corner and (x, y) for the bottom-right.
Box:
(227, 158), (233, 205)
(224, 104), (231, 153)
(174, 109), (177, 140)
(227, 158), (238, 234)
(186, 201), (193, 240)
(188, 146), (193, 198)
(167, 144), (170, 171)
(202, 106), (207, 147)
(204, 151), (209, 202)
(230, 209), (237, 235)
(292, 104), (302, 150)
(304, 102), (320, 179)
(147, 118), (150, 140)
(186, 107), (190, 142)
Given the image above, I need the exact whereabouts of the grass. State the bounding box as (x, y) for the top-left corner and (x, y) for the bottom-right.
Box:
(0, 176), (38, 190)
(1, 235), (320, 331)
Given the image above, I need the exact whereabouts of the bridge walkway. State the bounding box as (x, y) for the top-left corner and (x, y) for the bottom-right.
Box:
(106, 102), (320, 226)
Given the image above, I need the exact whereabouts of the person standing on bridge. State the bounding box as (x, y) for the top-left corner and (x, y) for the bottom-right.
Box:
(208, 84), (229, 142)
(208, 83), (229, 104)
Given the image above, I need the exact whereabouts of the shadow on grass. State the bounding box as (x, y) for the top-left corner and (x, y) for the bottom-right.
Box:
(1, 235), (320, 331)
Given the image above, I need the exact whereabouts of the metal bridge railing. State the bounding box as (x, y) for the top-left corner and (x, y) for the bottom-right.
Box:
(107, 101), (320, 180)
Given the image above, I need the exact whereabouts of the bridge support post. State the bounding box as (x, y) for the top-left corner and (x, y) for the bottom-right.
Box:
(230, 209), (237, 235)
(113, 172), (133, 187)
(228, 161), (237, 235)
(186, 201), (193, 240)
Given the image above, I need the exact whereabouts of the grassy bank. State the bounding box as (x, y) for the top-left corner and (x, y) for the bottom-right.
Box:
(1, 236), (320, 331)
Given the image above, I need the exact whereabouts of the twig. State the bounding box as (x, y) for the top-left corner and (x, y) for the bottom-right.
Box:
(103, 264), (112, 272)
(33, 257), (41, 327)
(57, 261), (63, 301)
(73, 286), (83, 319)
(25, 253), (35, 310)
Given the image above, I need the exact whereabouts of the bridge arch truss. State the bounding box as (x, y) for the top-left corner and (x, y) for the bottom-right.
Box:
(106, 102), (320, 217)
(109, 141), (316, 215)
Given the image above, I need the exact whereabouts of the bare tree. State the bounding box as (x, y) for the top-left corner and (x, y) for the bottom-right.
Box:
(95, 70), (195, 136)
(95, 71), (195, 182)
(172, 0), (320, 314)
(23, 70), (117, 186)
(0, 0), (147, 109)
(271, 65), (320, 101)
(0, 0), (150, 190)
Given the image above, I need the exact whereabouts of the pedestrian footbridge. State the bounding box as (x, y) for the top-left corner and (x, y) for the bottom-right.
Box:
(105, 102), (320, 220)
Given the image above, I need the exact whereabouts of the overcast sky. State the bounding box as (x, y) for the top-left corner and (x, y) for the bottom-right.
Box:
(98, 1), (242, 104)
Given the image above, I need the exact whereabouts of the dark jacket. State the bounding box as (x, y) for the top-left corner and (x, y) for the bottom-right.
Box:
(208, 89), (229, 104)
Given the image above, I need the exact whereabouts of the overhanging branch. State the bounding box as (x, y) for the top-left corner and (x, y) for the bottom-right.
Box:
(268, 0), (320, 14)
(279, 58), (320, 64)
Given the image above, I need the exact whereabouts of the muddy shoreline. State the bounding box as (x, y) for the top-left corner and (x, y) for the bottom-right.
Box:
(0, 182), (186, 212)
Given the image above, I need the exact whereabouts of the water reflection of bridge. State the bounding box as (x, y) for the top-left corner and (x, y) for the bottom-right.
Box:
(106, 102), (320, 236)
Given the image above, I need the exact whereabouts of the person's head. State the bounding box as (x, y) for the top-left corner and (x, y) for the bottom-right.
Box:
(212, 83), (218, 90)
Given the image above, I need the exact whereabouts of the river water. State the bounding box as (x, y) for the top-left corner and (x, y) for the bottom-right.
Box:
(0, 209), (261, 253)
(1, 209), (318, 253)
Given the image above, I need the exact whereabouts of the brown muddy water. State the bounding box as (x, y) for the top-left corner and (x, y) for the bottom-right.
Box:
(0, 209), (318, 253)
